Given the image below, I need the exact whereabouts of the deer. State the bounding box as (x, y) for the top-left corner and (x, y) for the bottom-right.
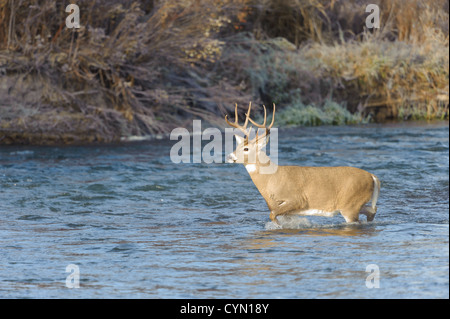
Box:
(225, 102), (381, 225)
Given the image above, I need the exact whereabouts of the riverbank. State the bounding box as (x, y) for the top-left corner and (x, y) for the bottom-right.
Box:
(0, 0), (448, 145)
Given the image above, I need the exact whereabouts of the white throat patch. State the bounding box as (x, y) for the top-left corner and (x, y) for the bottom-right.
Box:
(245, 164), (256, 173)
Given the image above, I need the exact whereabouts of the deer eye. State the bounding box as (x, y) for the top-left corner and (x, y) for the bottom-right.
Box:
(243, 147), (249, 152)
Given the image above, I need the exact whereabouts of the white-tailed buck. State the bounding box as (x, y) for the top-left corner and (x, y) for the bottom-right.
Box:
(225, 102), (380, 225)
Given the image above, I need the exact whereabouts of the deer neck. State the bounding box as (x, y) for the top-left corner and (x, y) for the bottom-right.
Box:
(244, 152), (277, 202)
(244, 151), (276, 176)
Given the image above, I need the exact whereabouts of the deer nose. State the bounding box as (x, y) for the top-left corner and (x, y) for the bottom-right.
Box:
(226, 153), (237, 163)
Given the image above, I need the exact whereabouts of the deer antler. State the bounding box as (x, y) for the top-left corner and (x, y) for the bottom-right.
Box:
(248, 103), (276, 139)
(225, 102), (253, 138)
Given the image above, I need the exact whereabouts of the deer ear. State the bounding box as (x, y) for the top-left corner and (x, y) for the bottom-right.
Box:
(234, 134), (245, 145)
(257, 136), (267, 149)
(256, 129), (269, 148)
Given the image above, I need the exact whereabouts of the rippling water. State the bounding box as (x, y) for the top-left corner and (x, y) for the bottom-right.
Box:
(0, 122), (448, 298)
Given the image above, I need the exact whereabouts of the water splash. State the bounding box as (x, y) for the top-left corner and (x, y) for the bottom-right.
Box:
(265, 215), (314, 230)
(264, 215), (378, 230)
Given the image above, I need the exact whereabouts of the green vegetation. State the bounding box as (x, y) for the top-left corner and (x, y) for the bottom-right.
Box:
(0, 0), (448, 144)
(274, 100), (368, 127)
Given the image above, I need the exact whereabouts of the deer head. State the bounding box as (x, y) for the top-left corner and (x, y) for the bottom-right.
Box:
(225, 102), (275, 170)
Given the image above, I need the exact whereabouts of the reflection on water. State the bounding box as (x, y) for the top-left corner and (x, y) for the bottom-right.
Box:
(0, 122), (448, 298)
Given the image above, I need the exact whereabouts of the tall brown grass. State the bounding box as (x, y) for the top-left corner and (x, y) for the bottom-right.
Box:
(0, 0), (448, 144)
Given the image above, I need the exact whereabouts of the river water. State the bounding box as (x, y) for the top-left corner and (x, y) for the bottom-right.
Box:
(0, 122), (448, 298)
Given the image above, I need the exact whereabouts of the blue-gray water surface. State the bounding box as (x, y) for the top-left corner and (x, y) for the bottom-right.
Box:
(0, 122), (448, 298)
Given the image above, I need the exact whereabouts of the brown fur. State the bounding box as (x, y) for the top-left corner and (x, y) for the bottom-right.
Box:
(226, 103), (380, 224)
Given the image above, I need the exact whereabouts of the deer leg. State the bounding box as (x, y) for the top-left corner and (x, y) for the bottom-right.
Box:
(341, 208), (360, 223)
(269, 200), (295, 226)
(359, 205), (376, 221)
(269, 211), (280, 225)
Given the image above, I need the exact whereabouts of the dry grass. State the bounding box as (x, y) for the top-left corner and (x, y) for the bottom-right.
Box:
(0, 0), (448, 144)
(303, 36), (449, 121)
(232, 0), (449, 121)
(0, 0), (249, 143)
